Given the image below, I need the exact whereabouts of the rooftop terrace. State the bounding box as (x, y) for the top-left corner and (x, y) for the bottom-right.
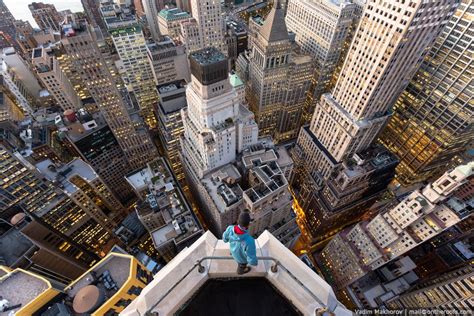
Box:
(0, 269), (53, 315)
(66, 253), (132, 314)
(35, 158), (98, 194)
(201, 165), (243, 212)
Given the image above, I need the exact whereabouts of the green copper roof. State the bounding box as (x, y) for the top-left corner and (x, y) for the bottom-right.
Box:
(229, 73), (244, 87)
(159, 8), (190, 21)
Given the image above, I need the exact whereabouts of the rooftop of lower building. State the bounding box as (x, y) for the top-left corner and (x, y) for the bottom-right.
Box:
(126, 158), (203, 249)
(65, 252), (133, 314)
(158, 7), (191, 21)
(0, 268), (58, 315)
(56, 108), (108, 142)
(35, 157), (98, 194)
(201, 144), (294, 213)
(201, 164), (243, 212)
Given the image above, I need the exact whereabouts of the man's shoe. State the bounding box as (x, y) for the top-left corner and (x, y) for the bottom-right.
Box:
(237, 266), (251, 275)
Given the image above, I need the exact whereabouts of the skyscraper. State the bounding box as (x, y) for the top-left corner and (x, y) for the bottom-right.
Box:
(158, 7), (191, 41)
(180, 48), (299, 246)
(246, 3), (314, 142)
(1, 47), (43, 114)
(81, 0), (107, 31)
(13, 20), (37, 57)
(188, 0), (226, 53)
(181, 47), (258, 179)
(0, 144), (123, 260)
(146, 37), (190, 86)
(155, 80), (188, 182)
(143, 0), (163, 41)
(31, 45), (82, 111)
(380, 0), (473, 186)
(100, 2), (159, 128)
(285, 0), (361, 122)
(60, 17), (158, 170)
(55, 108), (136, 203)
(28, 2), (63, 32)
(0, 0), (18, 51)
(291, 0), (460, 241)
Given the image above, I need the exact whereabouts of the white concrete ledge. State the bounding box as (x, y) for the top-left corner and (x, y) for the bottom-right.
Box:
(121, 231), (352, 316)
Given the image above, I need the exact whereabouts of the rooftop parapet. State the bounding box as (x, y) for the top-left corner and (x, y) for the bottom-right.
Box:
(120, 231), (351, 315)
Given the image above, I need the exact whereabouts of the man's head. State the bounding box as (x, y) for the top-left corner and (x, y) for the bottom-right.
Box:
(238, 210), (251, 229)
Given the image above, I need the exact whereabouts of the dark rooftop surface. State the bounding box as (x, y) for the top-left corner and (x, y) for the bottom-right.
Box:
(190, 47), (226, 66)
(177, 278), (301, 316)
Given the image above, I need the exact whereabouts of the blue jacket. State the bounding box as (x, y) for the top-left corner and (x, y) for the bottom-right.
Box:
(223, 225), (258, 266)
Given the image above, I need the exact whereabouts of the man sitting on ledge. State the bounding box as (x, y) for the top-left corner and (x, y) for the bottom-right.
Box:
(223, 210), (258, 275)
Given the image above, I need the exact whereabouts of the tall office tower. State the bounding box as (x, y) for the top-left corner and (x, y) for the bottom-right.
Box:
(60, 18), (158, 170)
(189, 0), (226, 53)
(0, 212), (97, 283)
(180, 17), (202, 53)
(50, 45), (92, 103)
(158, 8), (191, 41)
(100, 2), (159, 128)
(291, 0), (459, 241)
(146, 37), (191, 86)
(387, 265), (473, 310)
(55, 108), (136, 203)
(0, 0), (18, 51)
(155, 80), (188, 182)
(31, 45), (82, 111)
(302, 146), (399, 240)
(180, 48), (299, 246)
(380, 0), (473, 186)
(0, 83), (24, 122)
(13, 20), (38, 57)
(143, 0), (163, 41)
(177, 0), (192, 13)
(246, 3), (313, 142)
(158, 8), (191, 40)
(0, 145), (123, 260)
(1, 47), (43, 114)
(126, 157), (203, 261)
(81, 0), (107, 31)
(285, 0), (360, 123)
(28, 2), (63, 32)
(180, 47), (258, 179)
(320, 162), (473, 290)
